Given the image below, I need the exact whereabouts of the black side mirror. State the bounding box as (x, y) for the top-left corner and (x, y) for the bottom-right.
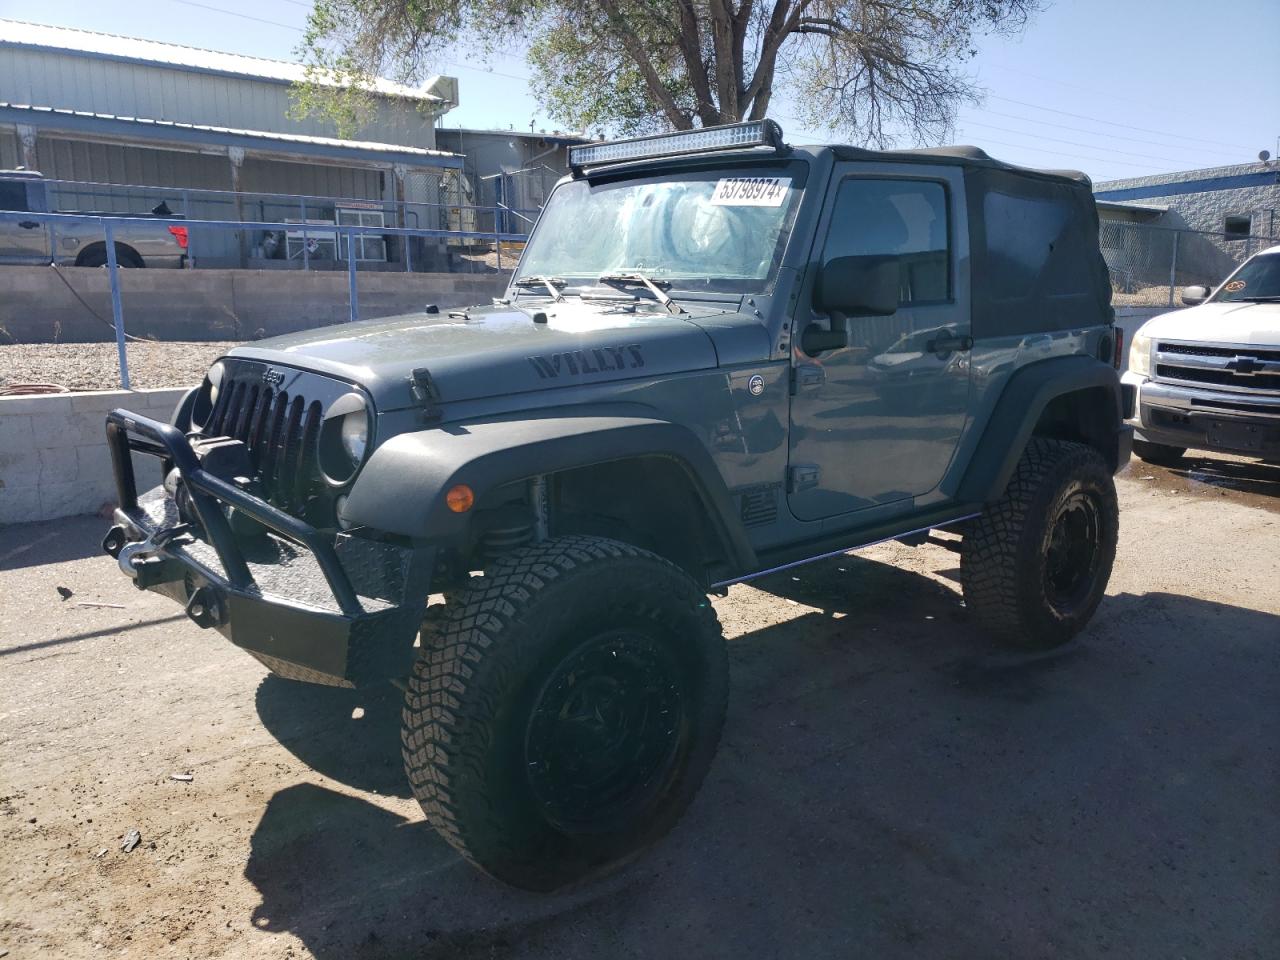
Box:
(814, 255), (900, 318)
(1180, 285), (1209, 306)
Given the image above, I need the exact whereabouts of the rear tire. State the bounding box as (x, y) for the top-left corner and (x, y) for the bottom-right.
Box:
(402, 535), (728, 890)
(77, 243), (144, 268)
(1132, 438), (1186, 467)
(961, 439), (1118, 649)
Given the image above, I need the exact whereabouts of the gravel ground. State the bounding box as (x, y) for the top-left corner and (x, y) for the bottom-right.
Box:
(0, 342), (239, 393)
(1, 461), (1278, 959)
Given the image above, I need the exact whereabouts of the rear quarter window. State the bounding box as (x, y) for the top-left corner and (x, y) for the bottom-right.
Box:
(0, 180), (29, 211)
(983, 191), (1092, 300)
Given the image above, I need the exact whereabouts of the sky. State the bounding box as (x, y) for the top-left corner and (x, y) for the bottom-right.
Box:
(1, 0), (1277, 184)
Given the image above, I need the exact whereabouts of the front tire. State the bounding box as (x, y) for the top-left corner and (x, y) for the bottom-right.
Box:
(961, 439), (1118, 649)
(402, 535), (728, 890)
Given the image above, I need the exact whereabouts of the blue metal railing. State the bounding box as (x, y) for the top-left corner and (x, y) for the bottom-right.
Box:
(32, 174), (543, 248)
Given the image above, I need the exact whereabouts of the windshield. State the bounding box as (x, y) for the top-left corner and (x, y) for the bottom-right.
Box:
(1214, 252), (1280, 302)
(516, 163), (806, 295)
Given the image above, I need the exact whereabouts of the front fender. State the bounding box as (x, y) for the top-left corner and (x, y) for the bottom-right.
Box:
(340, 404), (756, 569)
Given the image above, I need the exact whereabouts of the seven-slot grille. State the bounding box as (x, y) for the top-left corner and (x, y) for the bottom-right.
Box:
(203, 377), (325, 514)
(1154, 342), (1280, 395)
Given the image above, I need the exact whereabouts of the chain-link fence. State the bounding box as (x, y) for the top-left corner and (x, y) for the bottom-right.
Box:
(1100, 220), (1275, 307)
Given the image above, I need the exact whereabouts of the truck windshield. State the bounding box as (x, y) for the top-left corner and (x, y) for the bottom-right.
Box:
(517, 163), (805, 295)
(1214, 253), (1280, 302)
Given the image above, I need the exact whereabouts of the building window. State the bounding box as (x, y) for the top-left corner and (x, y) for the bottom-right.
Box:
(1224, 214), (1252, 239)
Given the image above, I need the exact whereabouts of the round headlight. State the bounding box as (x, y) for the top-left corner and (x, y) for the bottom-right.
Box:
(207, 360), (225, 404)
(319, 392), (370, 484)
(341, 411), (368, 462)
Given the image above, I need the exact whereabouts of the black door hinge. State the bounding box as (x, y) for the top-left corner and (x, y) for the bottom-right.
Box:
(787, 464), (820, 493)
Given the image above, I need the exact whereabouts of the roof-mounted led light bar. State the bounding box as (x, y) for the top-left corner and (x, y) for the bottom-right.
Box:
(568, 119), (785, 172)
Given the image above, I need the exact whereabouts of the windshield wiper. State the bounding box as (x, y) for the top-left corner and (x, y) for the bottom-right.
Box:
(513, 275), (566, 302)
(598, 272), (685, 314)
(1229, 295), (1280, 302)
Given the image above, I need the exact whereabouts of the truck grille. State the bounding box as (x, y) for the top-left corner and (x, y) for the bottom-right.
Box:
(204, 374), (325, 514)
(1154, 342), (1280, 396)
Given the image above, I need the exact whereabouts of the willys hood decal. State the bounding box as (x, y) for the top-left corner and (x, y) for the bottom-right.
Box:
(227, 300), (746, 409)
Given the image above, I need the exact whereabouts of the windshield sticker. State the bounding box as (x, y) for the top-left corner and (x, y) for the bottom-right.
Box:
(710, 177), (792, 207)
(1225, 279), (1246, 292)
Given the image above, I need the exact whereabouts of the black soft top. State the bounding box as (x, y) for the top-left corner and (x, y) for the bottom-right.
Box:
(828, 143), (1090, 185)
(814, 142), (1111, 336)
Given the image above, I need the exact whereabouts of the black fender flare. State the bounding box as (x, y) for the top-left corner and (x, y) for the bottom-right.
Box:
(954, 355), (1129, 504)
(340, 405), (757, 570)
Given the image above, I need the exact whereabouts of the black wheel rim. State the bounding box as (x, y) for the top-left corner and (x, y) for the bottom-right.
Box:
(524, 631), (687, 835)
(1044, 486), (1104, 613)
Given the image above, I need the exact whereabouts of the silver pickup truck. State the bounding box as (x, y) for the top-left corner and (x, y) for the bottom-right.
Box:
(0, 170), (187, 268)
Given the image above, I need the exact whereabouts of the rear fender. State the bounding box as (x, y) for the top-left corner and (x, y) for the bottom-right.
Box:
(955, 355), (1129, 503)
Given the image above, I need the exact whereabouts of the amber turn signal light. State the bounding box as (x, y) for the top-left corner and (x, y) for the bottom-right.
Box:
(446, 484), (475, 513)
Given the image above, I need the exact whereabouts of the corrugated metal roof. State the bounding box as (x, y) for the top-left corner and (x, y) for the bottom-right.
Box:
(0, 102), (462, 167)
(0, 18), (440, 101)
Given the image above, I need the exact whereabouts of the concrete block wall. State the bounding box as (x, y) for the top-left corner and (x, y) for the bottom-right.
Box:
(0, 387), (188, 525)
(0, 267), (510, 344)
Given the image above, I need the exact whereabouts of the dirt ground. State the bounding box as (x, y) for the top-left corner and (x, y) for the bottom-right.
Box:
(0, 342), (238, 393)
(1, 455), (1278, 960)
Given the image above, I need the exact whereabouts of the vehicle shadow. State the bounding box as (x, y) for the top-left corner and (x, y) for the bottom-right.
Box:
(1168, 454), (1280, 500)
(254, 676), (411, 798)
(0, 514), (106, 570)
(243, 556), (1280, 959)
(1123, 452), (1280, 507)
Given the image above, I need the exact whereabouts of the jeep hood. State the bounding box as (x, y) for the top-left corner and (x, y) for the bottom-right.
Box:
(228, 300), (749, 410)
(1138, 300), (1280, 346)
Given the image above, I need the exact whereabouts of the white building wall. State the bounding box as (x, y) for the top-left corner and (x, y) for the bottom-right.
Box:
(0, 47), (439, 150)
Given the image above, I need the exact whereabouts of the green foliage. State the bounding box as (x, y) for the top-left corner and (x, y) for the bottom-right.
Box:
(293, 0), (1040, 146)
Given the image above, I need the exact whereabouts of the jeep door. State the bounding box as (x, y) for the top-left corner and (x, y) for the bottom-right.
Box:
(788, 164), (972, 521)
(0, 178), (48, 264)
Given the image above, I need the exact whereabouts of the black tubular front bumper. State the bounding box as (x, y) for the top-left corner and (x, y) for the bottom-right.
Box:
(103, 409), (433, 687)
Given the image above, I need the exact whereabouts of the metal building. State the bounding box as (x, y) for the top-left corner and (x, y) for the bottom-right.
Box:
(0, 19), (462, 265)
(434, 128), (590, 233)
(1094, 161), (1279, 297)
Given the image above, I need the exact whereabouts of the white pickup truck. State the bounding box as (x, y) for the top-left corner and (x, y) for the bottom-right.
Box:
(1124, 244), (1280, 465)
(0, 169), (187, 268)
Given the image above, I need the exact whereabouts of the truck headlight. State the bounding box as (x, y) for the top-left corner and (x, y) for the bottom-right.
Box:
(1128, 332), (1152, 377)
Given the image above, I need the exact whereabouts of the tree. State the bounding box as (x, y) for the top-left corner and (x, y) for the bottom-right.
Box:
(295, 1), (1039, 145)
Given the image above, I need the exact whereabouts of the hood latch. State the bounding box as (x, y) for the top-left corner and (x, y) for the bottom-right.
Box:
(409, 367), (443, 422)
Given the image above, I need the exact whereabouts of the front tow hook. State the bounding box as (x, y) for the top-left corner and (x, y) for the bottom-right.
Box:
(113, 533), (185, 589)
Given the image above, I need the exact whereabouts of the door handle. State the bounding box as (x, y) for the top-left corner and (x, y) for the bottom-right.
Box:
(18, 220), (40, 230)
(926, 333), (973, 354)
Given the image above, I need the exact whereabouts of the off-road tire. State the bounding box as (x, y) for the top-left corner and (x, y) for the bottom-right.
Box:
(961, 438), (1118, 649)
(402, 535), (728, 890)
(1132, 438), (1186, 467)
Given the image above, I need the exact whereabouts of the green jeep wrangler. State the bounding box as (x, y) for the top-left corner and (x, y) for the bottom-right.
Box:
(102, 121), (1130, 890)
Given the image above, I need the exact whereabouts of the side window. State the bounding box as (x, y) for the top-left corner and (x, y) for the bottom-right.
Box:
(823, 178), (950, 304)
(0, 180), (28, 212)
